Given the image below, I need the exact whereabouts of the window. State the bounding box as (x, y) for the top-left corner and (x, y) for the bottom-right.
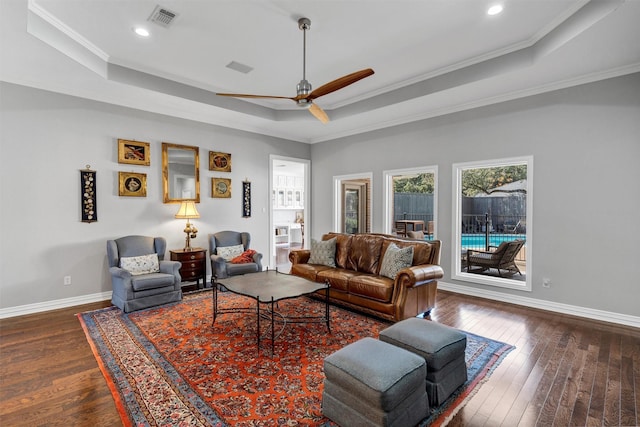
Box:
(453, 157), (533, 291)
(384, 167), (438, 239)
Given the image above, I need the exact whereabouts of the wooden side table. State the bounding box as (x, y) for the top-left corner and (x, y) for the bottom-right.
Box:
(170, 248), (207, 289)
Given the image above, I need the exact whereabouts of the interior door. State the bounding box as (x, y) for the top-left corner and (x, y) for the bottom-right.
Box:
(342, 182), (367, 234)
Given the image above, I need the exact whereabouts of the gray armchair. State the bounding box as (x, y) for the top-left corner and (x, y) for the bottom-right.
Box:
(209, 231), (263, 280)
(107, 235), (182, 313)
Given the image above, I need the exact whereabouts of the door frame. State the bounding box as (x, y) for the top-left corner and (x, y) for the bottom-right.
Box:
(333, 172), (372, 233)
(269, 155), (310, 268)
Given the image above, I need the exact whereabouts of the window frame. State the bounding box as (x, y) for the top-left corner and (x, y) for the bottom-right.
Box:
(452, 156), (533, 291)
(383, 166), (438, 237)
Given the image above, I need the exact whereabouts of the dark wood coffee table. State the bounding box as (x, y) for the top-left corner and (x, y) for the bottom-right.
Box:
(213, 269), (330, 355)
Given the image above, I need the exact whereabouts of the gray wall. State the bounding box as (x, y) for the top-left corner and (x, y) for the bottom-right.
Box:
(0, 83), (310, 309)
(2, 74), (639, 319)
(311, 73), (640, 317)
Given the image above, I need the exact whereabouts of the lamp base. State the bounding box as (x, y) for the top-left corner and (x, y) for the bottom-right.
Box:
(182, 220), (198, 251)
(183, 236), (193, 252)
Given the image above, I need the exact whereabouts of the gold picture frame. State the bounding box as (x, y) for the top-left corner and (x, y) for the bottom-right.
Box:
(118, 139), (150, 166)
(212, 177), (231, 198)
(119, 172), (147, 197)
(209, 151), (231, 172)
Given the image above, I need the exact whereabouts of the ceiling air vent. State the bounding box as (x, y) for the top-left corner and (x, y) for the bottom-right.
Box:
(226, 61), (254, 74)
(148, 5), (178, 28)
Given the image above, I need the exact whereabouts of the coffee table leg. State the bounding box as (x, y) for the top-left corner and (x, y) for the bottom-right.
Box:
(325, 283), (331, 332)
(256, 297), (260, 357)
(212, 281), (217, 325)
(271, 296), (275, 356)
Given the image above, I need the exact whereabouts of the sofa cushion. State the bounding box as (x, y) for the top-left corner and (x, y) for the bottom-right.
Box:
(324, 233), (353, 269)
(309, 237), (337, 267)
(290, 263), (333, 282)
(318, 268), (364, 292)
(348, 274), (394, 302)
(347, 234), (383, 274)
(379, 243), (414, 279)
(120, 253), (160, 276)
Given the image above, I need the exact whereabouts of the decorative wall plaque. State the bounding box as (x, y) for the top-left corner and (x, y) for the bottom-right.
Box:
(242, 180), (251, 217)
(80, 166), (97, 223)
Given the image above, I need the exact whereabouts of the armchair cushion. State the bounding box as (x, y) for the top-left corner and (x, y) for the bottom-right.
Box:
(217, 244), (244, 261)
(120, 253), (160, 275)
(131, 272), (177, 291)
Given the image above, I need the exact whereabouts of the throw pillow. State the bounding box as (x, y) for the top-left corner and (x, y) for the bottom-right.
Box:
(120, 253), (160, 276)
(217, 244), (245, 261)
(379, 243), (414, 279)
(308, 237), (337, 267)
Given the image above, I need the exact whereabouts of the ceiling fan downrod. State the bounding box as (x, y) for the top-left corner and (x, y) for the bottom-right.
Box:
(296, 17), (312, 108)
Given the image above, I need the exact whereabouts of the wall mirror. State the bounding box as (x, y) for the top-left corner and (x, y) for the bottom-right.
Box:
(162, 142), (200, 203)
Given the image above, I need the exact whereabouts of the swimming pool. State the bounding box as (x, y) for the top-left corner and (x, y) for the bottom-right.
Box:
(461, 234), (526, 248)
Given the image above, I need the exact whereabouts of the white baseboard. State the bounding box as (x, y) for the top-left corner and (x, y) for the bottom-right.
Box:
(438, 281), (640, 329)
(0, 291), (112, 319)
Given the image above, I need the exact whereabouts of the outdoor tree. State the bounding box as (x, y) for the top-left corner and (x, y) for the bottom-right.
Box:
(393, 173), (435, 193)
(461, 165), (527, 197)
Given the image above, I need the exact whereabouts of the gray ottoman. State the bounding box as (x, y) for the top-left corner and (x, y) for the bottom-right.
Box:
(380, 318), (467, 406)
(322, 337), (429, 427)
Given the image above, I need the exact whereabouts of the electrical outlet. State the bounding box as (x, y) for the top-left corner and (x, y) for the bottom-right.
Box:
(64, 276), (72, 286)
(542, 278), (551, 288)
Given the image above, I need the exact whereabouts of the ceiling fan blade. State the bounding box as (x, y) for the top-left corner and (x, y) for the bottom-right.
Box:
(216, 93), (294, 100)
(309, 103), (329, 124)
(308, 68), (374, 100)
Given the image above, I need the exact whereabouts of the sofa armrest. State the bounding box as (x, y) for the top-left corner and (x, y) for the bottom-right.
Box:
(396, 264), (444, 288)
(289, 249), (311, 265)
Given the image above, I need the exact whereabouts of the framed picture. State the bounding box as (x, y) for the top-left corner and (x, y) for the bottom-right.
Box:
(212, 177), (231, 198)
(209, 151), (231, 172)
(118, 139), (150, 166)
(119, 172), (147, 197)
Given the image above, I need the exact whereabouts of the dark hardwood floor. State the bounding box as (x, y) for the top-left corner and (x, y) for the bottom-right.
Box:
(1, 288), (638, 426)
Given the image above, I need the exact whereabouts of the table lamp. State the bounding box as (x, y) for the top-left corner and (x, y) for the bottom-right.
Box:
(175, 201), (200, 251)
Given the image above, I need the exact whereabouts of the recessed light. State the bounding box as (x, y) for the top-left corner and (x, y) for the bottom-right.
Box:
(487, 4), (503, 15)
(133, 27), (150, 37)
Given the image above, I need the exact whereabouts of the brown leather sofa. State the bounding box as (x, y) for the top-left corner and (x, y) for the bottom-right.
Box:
(289, 232), (444, 322)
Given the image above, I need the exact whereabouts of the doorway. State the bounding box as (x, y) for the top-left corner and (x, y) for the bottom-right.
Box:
(269, 155), (310, 270)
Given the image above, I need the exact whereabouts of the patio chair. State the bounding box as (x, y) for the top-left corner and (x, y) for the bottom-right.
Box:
(407, 230), (425, 240)
(503, 220), (521, 233)
(466, 239), (525, 277)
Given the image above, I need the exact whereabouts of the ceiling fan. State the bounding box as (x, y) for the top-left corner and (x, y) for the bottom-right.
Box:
(216, 17), (374, 124)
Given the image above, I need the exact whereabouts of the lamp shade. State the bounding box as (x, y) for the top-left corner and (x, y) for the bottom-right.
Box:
(175, 201), (200, 219)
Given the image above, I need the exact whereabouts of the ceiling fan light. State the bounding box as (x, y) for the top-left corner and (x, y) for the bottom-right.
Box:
(296, 99), (312, 109)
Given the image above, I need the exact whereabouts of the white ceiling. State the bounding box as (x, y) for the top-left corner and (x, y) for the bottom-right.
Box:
(1, 0), (639, 143)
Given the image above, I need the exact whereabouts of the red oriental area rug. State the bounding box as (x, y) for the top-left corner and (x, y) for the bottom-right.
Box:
(78, 290), (513, 426)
